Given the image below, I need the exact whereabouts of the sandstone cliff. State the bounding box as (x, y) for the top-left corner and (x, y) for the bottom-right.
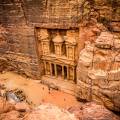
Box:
(77, 30), (120, 112)
(76, 0), (120, 112)
(0, 0), (120, 113)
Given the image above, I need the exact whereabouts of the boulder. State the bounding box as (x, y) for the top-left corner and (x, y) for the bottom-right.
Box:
(0, 110), (20, 120)
(24, 104), (77, 120)
(0, 97), (15, 114)
(68, 102), (120, 120)
(15, 102), (30, 112)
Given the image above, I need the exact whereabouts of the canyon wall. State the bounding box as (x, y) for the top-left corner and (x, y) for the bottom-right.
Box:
(77, 30), (120, 112)
(0, 0), (120, 111)
(0, 0), (40, 78)
(76, 0), (120, 112)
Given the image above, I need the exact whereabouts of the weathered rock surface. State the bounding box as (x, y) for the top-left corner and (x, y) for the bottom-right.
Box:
(15, 102), (31, 112)
(0, 94), (77, 120)
(24, 104), (77, 120)
(0, 0), (120, 115)
(68, 102), (120, 120)
(0, 95), (120, 120)
(0, 97), (15, 114)
(0, 96), (29, 120)
(77, 31), (120, 112)
(0, 110), (21, 120)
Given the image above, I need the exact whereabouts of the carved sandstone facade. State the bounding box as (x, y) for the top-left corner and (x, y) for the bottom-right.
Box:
(37, 29), (78, 83)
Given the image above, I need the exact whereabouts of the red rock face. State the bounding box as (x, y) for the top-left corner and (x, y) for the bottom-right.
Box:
(0, 96), (120, 120)
(0, 110), (21, 120)
(0, 0), (120, 114)
(68, 102), (120, 120)
(0, 97), (15, 114)
(77, 31), (120, 112)
(0, 97), (29, 120)
(24, 104), (77, 120)
(0, 96), (77, 120)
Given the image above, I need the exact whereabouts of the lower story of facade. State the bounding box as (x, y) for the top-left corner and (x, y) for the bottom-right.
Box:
(43, 60), (76, 83)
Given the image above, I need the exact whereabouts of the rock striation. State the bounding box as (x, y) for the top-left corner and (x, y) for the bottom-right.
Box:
(24, 104), (77, 120)
(68, 102), (120, 120)
(77, 31), (120, 112)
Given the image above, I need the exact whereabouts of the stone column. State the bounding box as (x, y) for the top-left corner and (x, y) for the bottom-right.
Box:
(66, 45), (68, 58)
(67, 66), (69, 80)
(54, 44), (57, 55)
(62, 65), (64, 79)
(46, 42), (50, 54)
(73, 67), (75, 82)
(54, 64), (57, 77)
(42, 42), (44, 54)
(44, 61), (46, 75)
(50, 62), (52, 76)
(57, 45), (59, 55)
(60, 44), (62, 56)
(73, 46), (75, 60)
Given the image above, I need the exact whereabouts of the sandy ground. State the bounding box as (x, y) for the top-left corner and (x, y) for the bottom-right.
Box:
(0, 72), (80, 108)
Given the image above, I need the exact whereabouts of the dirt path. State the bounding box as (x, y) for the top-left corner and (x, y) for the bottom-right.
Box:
(0, 72), (80, 108)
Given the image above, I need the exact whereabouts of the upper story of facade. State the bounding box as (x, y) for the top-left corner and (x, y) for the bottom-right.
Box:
(37, 29), (78, 66)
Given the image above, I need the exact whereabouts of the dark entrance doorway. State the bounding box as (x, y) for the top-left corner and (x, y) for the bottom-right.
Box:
(57, 65), (62, 77)
(64, 66), (67, 79)
(51, 63), (55, 76)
